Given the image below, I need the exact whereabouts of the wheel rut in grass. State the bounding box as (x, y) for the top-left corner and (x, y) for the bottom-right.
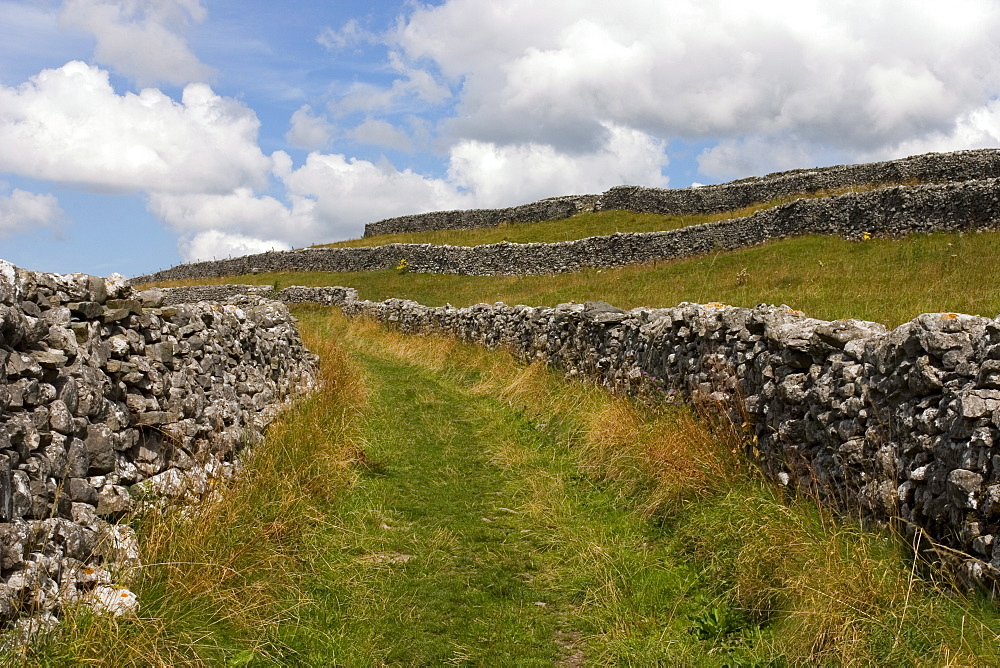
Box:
(295, 344), (684, 665)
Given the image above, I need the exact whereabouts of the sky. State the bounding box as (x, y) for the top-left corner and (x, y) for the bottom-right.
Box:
(2, 1), (1000, 277)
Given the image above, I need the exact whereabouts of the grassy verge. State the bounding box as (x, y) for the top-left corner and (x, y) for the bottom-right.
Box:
(154, 229), (1000, 328)
(320, 182), (917, 249)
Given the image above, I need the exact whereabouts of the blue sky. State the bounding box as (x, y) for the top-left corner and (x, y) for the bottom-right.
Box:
(2, 0), (1000, 277)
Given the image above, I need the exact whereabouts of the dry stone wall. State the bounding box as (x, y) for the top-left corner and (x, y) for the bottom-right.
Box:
(601, 148), (1000, 216)
(132, 176), (1000, 284)
(363, 194), (601, 237)
(153, 284), (356, 308)
(365, 148), (1000, 237)
(160, 282), (1000, 587)
(0, 262), (317, 631)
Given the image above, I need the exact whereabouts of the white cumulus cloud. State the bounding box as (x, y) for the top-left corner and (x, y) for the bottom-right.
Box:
(285, 104), (334, 150)
(392, 0), (1000, 176)
(280, 151), (466, 238)
(60, 0), (212, 86)
(0, 61), (272, 194)
(447, 123), (669, 206)
(697, 136), (834, 182)
(147, 183), (321, 251)
(863, 100), (1000, 161)
(177, 229), (291, 263)
(0, 186), (63, 239)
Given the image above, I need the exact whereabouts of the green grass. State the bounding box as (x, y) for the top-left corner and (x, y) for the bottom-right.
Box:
(322, 209), (693, 248)
(156, 229), (1000, 328)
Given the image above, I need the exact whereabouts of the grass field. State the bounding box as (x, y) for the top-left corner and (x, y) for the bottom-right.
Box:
(154, 229), (1000, 328)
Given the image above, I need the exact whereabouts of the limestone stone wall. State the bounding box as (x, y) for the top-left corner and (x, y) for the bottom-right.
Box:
(153, 284), (356, 308)
(132, 176), (1000, 284)
(601, 148), (1000, 215)
(363, 148), (1000, 238)
(362, 194), (601, 237)
(0, 262), (317, 629)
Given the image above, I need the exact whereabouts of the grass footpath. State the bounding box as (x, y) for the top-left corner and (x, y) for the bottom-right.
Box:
(17, 308), (1000, 665)
(277, 311), (706, 664)
(281, 311), (1000, 665)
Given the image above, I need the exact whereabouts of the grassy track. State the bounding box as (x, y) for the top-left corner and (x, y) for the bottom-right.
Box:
(18, 309), (1000, 665)
(278, 316), (699, 664)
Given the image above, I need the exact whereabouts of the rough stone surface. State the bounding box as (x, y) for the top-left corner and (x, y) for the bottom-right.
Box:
(361, 149), (1000, 237)
(158, 285), (357, 308)
(363, 194), (600, 237)
(0, 261), (318, 629)
(599, 148), (1000, 215)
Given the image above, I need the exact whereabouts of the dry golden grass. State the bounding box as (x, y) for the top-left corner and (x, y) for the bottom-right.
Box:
(583, 399), (740, 516)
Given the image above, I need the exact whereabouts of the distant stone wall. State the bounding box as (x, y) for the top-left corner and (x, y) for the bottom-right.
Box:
(601, 148), (1000, 216)
(0, 263), (317, 630)
(132, 177), (1000, 284)
(156, 284), (356, 308)
(145, 284), (275, 305)
(360, 148), (1000, 239)
(363, 194), (601, 237)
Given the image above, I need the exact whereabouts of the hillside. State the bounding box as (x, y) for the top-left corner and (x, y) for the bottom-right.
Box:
(151, 228), (1000, 329)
